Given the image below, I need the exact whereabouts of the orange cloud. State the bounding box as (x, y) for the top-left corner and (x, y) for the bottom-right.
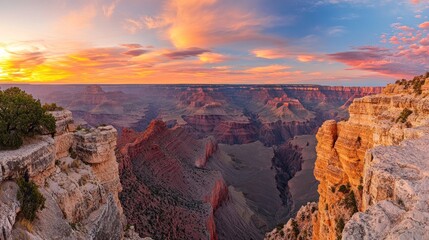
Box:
(199, 52), (228, 63)
(253, 48), (322, 62)
(419, 21), (429, 29)
(297, 55), (315, 62)
(252, 49), (287, 59)
(130, 0), (281, 48)
(245, 64), (291, 73)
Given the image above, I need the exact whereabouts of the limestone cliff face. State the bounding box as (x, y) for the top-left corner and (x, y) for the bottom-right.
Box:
(0, 110), (141, 240)
(311, 76), (429, 239)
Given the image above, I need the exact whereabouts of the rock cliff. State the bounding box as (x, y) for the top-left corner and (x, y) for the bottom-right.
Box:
(0, 110), (142, 240)
(118, 120), (228, 240)
(268, 74), (429, 240)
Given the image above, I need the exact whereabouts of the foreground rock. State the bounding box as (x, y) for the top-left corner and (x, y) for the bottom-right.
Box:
(266, 74), (429, 239)
(0, 110), (143, 240)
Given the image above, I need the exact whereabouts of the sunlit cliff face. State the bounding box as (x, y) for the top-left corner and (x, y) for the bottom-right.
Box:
(0, 0), (428, 85)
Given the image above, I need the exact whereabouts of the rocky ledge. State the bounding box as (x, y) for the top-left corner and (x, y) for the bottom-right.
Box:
(0, 110), (143, 240)
(266, 74), (429, 240)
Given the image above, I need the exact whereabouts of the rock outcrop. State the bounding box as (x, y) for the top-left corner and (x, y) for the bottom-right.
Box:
(274, 74), (429, 240)
(0, 110), (140, 240)
(118, 120), (228, 240)
(265, 202), (318, 240)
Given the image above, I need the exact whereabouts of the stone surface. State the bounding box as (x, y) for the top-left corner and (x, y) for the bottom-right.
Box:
(265, 202), (318, 240)
(0, 111), (138, 240)
(0, 181), (19, 240)
(74, 125), (123, 216)
(343, 134), (429, 239)
(0, 136), (55, 183)
(290, 78), (429, 240)
(50, 110), (74, 136)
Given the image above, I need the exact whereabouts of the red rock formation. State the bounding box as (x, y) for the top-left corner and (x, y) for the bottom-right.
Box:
(118, 120), (228, 240)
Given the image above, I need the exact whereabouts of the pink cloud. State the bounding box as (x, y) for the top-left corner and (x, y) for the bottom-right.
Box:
(252, 48), (323, 62)
(419, 21), (429, 29)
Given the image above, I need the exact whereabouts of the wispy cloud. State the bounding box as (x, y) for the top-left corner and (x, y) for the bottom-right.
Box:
(124, 0), (284, 48)
(328, 21), (429, 77)
(102, 0), (120, 18)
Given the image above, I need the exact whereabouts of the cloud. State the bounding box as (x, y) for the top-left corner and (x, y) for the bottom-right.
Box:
(252, 48), (323, 62)
(123, 18), (144, 34)
(245, 64), (291, 73)
(163, 47), (210, 59)
(122, 49), (148, 57)
(198, 52), (228, 63)
(297, 55), (316, 62)
(327, 26), (346, 36)
(129, 0), (283, 48)
(420, 21), (429, 29)
(120, 44), (143, 49)
(102, 0), (120, 18)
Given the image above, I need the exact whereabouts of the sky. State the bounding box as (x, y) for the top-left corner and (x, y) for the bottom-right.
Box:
(0, 0), (428, 86)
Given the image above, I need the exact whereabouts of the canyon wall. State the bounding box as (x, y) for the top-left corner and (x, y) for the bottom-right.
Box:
(267, 75), (429, 240)
(0, 110), (142, 240)
(118, 120), (229, 240)
(24, 84), (381, 146)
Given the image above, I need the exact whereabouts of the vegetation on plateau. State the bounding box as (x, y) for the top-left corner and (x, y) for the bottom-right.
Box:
(0, 87), (56, 149)
(42, 103), (64, 111)
(395, 72), (429, 95)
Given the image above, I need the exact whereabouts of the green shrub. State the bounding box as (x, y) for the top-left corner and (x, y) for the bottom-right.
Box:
(42, 103), (63, 111)
(0, 87), (56, 149)
(396, 108), (413, 123)
(17, 177), (46, 222)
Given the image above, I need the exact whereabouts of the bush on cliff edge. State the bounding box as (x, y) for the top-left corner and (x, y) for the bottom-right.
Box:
(17, 177), (46, 222)
(0, 87), (56, 149)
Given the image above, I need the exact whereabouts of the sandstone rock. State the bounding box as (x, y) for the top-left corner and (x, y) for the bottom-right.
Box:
(0, 181), (19, 240)
(308, 79), (429, 240)
(343, 134), (429, 239)
(265, 202), (318, 240)
(50, 110), (74, 136)
(74, 125), (123, 215)
(0, 136), (55, 184)
(118, 120), (228, 240)
(0, 110), (135, 240)
(74, 126), (117, 164)
(54, 133), (74, 160)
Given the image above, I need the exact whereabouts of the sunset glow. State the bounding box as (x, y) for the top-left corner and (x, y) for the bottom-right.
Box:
(0, 0), (428, 85)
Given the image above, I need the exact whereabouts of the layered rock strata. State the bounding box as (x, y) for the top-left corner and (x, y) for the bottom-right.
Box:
(0, 110), (140, 240)
(118, 120), (228, 240)
(269, 76), (429, 240)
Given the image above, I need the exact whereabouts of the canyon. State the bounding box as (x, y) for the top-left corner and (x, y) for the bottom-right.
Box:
(266, 74), (429, 240)
(0, 84), (382, 239)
